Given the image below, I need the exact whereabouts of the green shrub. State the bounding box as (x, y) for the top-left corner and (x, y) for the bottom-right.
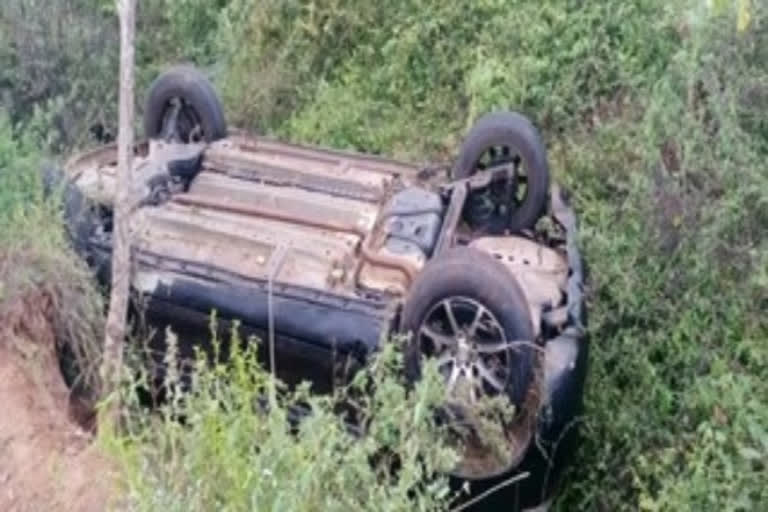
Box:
(550, 3), (768, 509)
(0, 0), (120, 150)
(106, 328), (462, 512)
(0, 111), (104, 397)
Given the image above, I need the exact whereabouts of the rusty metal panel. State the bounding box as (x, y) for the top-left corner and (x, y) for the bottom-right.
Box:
(186, 171), (379, 233)
(132, 201), (363, 293)
(220, 133), (420, 177)
(205, 135), (421, 201)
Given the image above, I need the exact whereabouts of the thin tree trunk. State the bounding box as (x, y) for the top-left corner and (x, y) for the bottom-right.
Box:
(100, 0), (136, 424)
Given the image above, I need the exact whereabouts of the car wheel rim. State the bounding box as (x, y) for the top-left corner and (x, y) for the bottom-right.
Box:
(160, 97), (205, 143)
(465, 146), (528, 231)
(417, 296), (517, 403)
(475, 145), (528, 207)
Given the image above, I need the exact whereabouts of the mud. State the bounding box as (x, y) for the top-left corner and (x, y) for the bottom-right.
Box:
(0, 292), (114, 512)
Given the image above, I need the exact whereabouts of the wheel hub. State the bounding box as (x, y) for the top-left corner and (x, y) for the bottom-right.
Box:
(464, 148), (526, 233)
(456, 333), (472, 364)
(161, 97), (204, 144)
(418, 297), (516, 402)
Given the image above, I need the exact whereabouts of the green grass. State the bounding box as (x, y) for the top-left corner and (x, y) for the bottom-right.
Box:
(1, 0), (767, 510)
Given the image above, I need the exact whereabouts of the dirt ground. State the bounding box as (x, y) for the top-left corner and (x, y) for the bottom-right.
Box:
(0, 293), (115, 512)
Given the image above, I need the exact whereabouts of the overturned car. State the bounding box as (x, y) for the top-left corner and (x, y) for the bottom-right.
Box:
(60, 67), (587, 511)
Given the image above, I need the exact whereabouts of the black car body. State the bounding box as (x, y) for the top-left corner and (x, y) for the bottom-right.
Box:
(60, 67), (588, 511)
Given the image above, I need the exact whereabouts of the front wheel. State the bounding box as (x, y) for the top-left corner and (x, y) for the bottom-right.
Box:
(401, 247), (537, 479)
(401, 247), (535, 409)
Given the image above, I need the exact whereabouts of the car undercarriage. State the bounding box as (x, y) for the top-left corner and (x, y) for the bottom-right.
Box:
(58, 66), (588, 511)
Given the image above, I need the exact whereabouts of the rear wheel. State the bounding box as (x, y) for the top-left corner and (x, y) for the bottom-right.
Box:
(143, 66), (227, 143)
(453, 111), (550, 233)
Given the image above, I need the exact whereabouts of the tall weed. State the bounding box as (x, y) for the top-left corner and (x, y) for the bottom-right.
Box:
(106, 328), (461, 512)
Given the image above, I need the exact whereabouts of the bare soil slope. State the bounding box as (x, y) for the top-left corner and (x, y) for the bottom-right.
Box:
(0, 292), (113, 512)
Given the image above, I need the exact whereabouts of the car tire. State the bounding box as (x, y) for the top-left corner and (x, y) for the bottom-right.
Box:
(143, 66), (227, 143)
(453, 111), (550, 233)
(400, 247), (535, 408)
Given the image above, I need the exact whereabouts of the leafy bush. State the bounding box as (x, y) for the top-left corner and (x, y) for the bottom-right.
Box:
(0, 0), (229, 151)
(0, 111), (104, 397)
(106, 329), (462, 511)
(0, 0), (120, 150)
(206, 0), (680, 158)
(549, 3), (768, 509)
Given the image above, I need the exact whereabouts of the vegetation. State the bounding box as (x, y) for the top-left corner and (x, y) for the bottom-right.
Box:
(1, 0), (766, 510)
(0, 112), (103, 393)
(106, 331), (462, 511)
